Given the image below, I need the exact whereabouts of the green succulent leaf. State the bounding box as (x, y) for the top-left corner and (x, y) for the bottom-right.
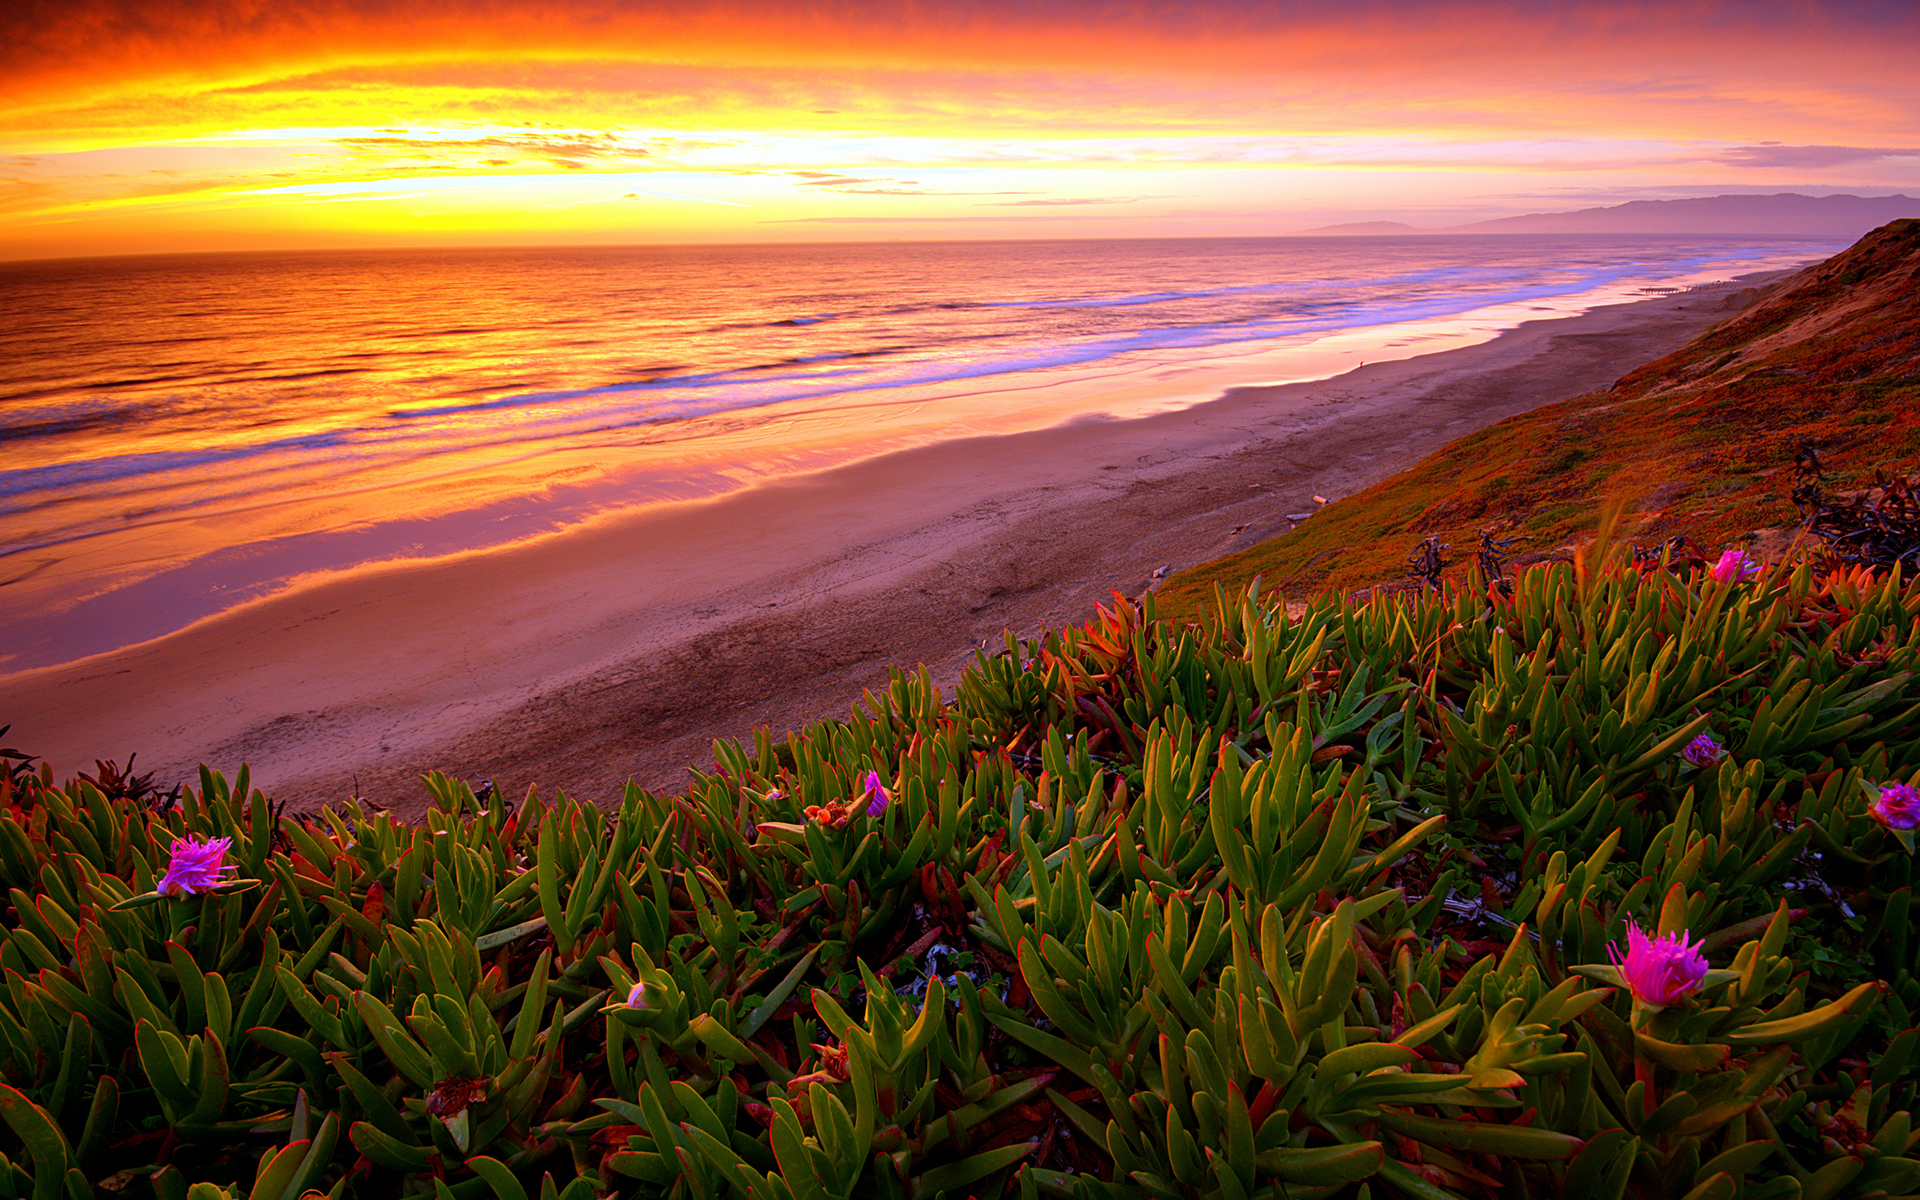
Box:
(1255, 1141), (1385, 1185)
(1723, 981), (1879, 1045)
(1377, 1108), (1583, 1158)
(347, 1119), (435, 1172)
(912, 1141), (1040, 1199)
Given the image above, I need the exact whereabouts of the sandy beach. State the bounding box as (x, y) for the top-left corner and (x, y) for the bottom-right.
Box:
(2, 284), (1758, 811)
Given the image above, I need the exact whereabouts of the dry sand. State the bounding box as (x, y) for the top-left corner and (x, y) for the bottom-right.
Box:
(3, 287), (1752, 812)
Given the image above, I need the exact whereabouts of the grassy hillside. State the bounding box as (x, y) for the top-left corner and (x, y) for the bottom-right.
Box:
(4, 550), (1919, 1200)
(5, 223), (1920, 1200)
(1156, 218), (1920, 620)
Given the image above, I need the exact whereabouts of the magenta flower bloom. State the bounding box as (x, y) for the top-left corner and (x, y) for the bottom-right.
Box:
(1870, 781), (1920, 831)
(625, 981), (649, 1009)
(863, 771), (892, 817)
(156, 835), (237, 897)
(1709, 549), (1757, 583)
(1608, 921), (1709, 1007)
(1680, 732), (1725, 768)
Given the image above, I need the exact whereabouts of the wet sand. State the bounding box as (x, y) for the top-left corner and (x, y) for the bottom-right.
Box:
(2, 285), (1757, 812)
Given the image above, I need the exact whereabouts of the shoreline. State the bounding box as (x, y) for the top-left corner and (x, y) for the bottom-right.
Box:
(2, 280), (1772, 811)
(0, 251), (1811, 673)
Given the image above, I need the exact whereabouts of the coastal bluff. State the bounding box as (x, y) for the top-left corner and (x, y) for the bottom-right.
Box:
(3, 240), (1884, 810)
(1158, 217), (1920, 613)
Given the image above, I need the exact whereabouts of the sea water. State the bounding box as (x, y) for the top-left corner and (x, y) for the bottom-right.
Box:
(0, 234), (1844, 670)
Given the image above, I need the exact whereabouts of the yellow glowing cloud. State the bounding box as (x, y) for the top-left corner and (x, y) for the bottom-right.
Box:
(3, 1), (1917, 259)
(8, 2), (1919, 144)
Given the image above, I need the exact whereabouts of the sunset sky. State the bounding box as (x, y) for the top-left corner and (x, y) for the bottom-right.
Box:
(3, 0), (1916, 260)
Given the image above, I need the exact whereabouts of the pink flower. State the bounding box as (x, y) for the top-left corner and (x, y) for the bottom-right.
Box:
(1608, 921), (1709, 1007)
(1709, 549), (1757, 583)
(625, 981), (649, 1009)
(156, 835), (237, 897)
(1870, 782), (1920, 831)
(1680, 732), (1725, 768)
(863, 771), (891, 817)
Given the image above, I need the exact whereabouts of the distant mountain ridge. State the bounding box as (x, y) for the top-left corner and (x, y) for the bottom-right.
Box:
(1295, 220), (1423, 236)
(1297, 193), (1920, 237)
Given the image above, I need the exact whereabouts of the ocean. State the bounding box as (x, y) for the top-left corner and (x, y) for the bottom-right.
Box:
(0, 233), (1844, 672)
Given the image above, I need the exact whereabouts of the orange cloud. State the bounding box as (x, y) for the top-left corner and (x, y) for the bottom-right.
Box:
(4, 1), (1917, 258)
(7, 1), (1917, 143)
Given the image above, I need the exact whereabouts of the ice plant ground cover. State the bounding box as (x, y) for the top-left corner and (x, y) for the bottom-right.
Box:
(2, 544), (1920, 1200)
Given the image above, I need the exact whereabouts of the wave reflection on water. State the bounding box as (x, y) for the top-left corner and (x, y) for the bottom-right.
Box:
(0, 234), (1843, 670)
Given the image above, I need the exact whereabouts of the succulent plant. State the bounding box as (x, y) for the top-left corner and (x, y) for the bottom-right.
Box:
(0, 546), (1916, 1198)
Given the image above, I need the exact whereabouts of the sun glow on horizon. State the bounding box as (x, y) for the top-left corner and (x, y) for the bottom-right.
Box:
(3, 1), (1918, 260)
